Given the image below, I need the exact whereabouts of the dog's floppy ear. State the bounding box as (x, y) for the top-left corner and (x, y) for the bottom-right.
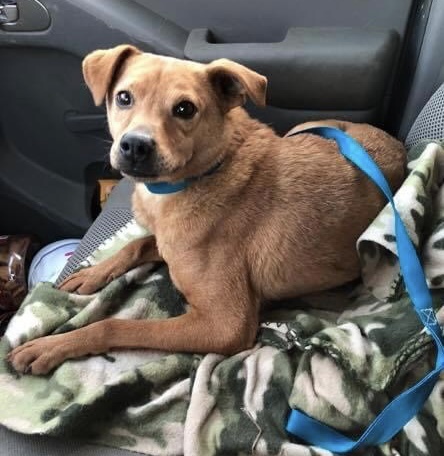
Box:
(82, 45), (141, 106)
(206, 59), (267, 112)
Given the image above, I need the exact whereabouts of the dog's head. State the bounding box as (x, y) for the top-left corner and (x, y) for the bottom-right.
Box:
(82, 45), (267, 182)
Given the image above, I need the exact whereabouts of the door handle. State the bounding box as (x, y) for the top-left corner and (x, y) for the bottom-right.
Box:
(0, 1), (18, 24)
(0, 0), (49, 31)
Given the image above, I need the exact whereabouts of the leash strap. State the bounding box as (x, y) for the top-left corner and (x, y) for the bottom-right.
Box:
(285, 126), (444, 452)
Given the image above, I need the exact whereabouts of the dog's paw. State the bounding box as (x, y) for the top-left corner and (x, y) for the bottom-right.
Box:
(7, 335), (71, 375)
(58, 266), (114, 294)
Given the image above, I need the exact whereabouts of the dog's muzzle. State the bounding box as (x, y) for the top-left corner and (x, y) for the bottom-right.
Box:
(117, 131), (159, 177)
(120, 131), (156, 162)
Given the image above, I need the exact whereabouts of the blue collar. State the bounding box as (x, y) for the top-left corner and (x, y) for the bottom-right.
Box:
(145, 160), (223, 195)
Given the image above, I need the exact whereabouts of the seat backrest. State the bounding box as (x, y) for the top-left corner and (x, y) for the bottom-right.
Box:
(405, 82), (444, 149)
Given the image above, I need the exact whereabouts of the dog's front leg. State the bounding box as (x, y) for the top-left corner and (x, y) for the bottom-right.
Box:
(9, 279), (259, 375)
(58, 235), (162, 294)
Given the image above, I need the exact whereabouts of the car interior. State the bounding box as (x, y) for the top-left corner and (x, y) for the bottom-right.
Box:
(1, 0), (444, 454)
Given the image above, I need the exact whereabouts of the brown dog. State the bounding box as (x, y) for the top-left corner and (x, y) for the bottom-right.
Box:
(8, 45), (406, 375)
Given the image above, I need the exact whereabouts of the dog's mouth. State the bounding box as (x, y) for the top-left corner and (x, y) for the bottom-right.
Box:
(119, 168), (160, 180)
(117, 162), (187, 183)
(114, 150), (193, 183)
(114, 154), (165, 181)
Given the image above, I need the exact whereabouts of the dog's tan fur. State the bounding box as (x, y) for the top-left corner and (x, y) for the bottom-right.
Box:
(8, 45), (406, 375)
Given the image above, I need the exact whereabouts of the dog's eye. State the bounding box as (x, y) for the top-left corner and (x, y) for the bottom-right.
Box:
(116, 90), (133, 108)
(172, 101), (197, 119)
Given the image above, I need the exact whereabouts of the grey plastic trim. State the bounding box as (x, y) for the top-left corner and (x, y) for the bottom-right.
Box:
(0, 0), (188, 57)
(0, 0), (50, 32)
(0, 138), (92, 232)
(137, 0), (413, 45)
(185, 27), (399, 111)
(63, 0), (188, 57)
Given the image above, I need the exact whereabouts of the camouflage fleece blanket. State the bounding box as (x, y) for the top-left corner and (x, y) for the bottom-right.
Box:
(0, 140), (444, 456)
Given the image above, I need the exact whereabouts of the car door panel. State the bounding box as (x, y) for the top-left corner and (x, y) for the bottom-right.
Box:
(0, 0), (418, 242)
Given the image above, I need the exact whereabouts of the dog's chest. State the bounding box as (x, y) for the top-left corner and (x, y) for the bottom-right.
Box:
(133, 183), (208, 253)
(133, 184), (175, 232)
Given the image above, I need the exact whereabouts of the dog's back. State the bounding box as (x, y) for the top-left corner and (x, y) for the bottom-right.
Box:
(244, 119), (406, 299)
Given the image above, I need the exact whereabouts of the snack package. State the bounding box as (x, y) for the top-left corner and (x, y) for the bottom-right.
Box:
(0, 235), (39, 328)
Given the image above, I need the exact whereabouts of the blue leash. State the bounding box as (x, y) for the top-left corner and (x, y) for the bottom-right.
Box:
(285, 127), (444, 452)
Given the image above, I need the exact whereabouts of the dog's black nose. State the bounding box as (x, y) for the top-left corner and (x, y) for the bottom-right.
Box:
(119, 132), (156, 163)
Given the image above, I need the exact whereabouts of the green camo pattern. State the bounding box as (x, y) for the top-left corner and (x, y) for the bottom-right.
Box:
(0, 141), (443, 455)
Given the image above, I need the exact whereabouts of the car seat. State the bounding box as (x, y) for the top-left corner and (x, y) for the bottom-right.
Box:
(3, 81), (444, 456)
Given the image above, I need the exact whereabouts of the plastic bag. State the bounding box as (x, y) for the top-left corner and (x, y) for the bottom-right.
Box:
(0, 235), (39, 329)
